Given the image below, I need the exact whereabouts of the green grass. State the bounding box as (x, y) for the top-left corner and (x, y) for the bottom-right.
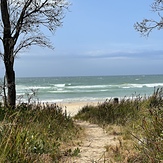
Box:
(0, 103), (81, 163)
(75, 88), (163, 162)
(74, 97), (142, 126)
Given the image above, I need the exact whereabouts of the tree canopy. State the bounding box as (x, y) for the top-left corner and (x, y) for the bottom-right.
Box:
(135, 0), (163, 36)
(0, 0), (69, 57)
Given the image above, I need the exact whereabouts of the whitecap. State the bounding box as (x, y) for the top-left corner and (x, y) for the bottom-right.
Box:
(54, 84), (66, 88)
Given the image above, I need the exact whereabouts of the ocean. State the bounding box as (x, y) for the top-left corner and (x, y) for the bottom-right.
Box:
(1, 74), (163, 103)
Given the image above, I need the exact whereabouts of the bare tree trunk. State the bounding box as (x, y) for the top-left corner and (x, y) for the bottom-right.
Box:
(3, 52), (16, 108)
(1, 0), (16, 108)
(3, 40), (16, 108)
(5, 68), (16, 108)
(3, 53), (16, 108)
(3, 75), (7, 107)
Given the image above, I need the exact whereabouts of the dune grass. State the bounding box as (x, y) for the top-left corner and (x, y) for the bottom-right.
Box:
(75, 88), (163, 162)
(1, 88), (163, 162)
(0, 103), (81, 163)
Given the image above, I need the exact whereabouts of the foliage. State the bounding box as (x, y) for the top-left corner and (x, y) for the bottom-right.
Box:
(134, 0), (163, 36)
(0, 103), (80, 162)
(0, 0), (70, 56)
(75, 97), (142, 126)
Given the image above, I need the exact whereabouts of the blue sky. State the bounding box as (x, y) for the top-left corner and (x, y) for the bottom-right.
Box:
(1, 0), (163, 77)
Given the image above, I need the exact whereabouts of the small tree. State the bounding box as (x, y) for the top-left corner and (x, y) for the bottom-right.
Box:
(0, 0), (69, 108)
(134, 0), (163, 36)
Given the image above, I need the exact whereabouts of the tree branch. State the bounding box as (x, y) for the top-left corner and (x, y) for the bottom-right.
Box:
(134, 19), (162, 36)
(13, 0), (33, 43)
(14, 34), (53, 56)
(135, 0), (163, 36)
(0, 0), (69, 56)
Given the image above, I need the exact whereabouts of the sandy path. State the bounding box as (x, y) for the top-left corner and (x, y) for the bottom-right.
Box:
(70, 121), (119, 163)
(59, 101), (120, 162)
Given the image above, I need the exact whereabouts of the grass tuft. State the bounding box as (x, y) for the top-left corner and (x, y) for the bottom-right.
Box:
(75, 88), (163, 162)
(0, 102), (80, 162)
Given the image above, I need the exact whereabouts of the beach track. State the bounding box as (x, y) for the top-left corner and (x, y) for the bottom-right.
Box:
(63, 121), (120, 163)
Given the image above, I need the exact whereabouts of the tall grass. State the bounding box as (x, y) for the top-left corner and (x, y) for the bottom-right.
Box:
(75, 97), (142, 126)
(75, 89), (163, 162)
(130, 89), (163, 163)
(0, 103), (80, 162)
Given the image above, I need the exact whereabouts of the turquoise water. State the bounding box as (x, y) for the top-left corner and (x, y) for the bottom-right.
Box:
(1, 75), (163, 103)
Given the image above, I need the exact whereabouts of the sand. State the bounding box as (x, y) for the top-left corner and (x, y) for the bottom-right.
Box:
(58, 101), (99, 117)
(68, 121), (120, 162)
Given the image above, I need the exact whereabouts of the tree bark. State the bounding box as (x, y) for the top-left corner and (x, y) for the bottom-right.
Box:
(3, 47), (16, 108)
(5, 67), (16, 108)
(1, 0), (16, 108)
(3, 41), (16, 108)
(3, 38), (16, 108)
(3, 75), (7, 106)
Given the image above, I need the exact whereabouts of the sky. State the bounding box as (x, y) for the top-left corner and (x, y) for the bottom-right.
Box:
(1, 0), (163, 77)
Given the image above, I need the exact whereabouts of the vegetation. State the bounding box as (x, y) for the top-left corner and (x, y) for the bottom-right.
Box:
(0, 87), (163, 162)
(75, 88), (163, 162)
(75, 97), (141, 126)
(0, 102), (81, 162)
(134, 3), (163, 160)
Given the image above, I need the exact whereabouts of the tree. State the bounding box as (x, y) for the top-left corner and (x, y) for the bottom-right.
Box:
(134, 0), (163, 36)
(0, 0), (69, 108)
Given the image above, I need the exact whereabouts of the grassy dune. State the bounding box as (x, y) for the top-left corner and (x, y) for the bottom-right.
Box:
(75, 88), (163, 162)
(0, 88), (163, 162)
(0, 103), (81, 162)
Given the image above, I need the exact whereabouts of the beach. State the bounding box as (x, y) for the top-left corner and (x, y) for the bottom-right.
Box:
(58, 101), (99, 117)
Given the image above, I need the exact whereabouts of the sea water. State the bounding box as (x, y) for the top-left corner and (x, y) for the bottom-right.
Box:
(1, 74), (163, 103)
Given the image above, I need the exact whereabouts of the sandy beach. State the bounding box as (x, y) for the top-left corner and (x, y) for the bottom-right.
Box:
(58, 101), (100, 117)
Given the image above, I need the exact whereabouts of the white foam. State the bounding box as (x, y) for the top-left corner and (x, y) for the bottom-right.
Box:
(68, 85), (108, 89)
(16, 85), (51, 90)
(120, 83), (163, 89)
(54, 84), (66, 87)
(144, 83), (163, 87)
